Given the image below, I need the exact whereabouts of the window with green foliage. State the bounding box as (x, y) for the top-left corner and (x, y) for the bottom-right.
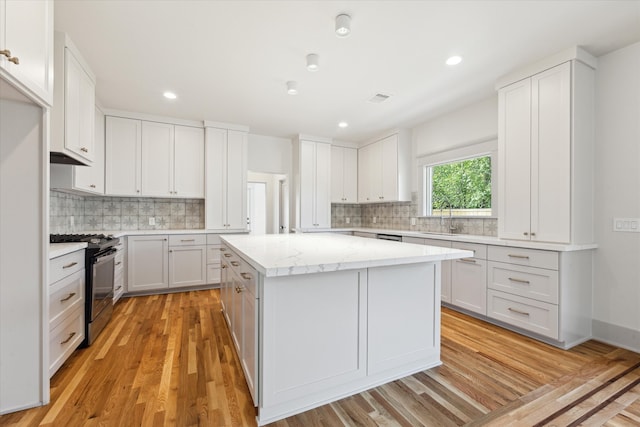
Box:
(423, 155), (492, 217)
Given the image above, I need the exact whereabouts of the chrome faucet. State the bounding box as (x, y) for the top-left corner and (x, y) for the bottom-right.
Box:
(439, 199), (458, 234)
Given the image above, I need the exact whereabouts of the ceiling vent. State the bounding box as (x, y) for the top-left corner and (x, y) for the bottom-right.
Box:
(369, 93), (391, 103)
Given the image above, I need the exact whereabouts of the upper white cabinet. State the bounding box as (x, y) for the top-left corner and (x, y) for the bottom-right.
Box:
(51, 32), (96, 166)
(0, 0), (53, 106)
(105, 116), (141, 196)
(205, 124), (249, 231)
(497, 48), (595, 244)
(358, 130), (411, 203)
(105, 116), (204, 198)
(51, 104), (106, 194)
(330, 145), (357, 203)
(293, 136), (331, 230)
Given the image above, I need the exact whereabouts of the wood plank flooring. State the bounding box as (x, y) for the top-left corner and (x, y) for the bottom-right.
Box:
(1, 289), (639, 426)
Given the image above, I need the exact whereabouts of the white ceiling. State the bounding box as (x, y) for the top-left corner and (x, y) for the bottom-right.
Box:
(54, 0), (640, 143)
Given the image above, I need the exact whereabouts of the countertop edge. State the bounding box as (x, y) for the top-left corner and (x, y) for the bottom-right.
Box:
(49, 242), (88, 259)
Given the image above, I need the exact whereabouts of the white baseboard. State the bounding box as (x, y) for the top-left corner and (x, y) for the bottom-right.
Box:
(592, 319), (640, 353)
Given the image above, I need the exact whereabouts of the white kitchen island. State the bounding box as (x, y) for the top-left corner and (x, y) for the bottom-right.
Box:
(219, 233), (471, 425)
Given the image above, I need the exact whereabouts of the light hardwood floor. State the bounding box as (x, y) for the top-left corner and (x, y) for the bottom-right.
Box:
(1, 289), (639, 426)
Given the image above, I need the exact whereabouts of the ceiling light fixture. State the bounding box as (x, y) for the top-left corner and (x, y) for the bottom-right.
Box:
(306, 53), (319, 72)
(335, 14), (351, 37)
(286, 81), (298, 95)
(446, 55), (462, 66)
(338, 121), (349, 128)
(163, 91), (177, 99)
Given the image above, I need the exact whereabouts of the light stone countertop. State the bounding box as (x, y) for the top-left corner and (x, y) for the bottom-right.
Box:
(221, 233), (473, 277)
(49, 242), (87, 259)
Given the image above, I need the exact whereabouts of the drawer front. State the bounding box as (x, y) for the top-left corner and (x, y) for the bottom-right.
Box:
(207, 234), (222, 245)
(207, 244), (222, 264)
(114, 251), (125, 271)
(451, 242), (487, 259)
(207, 264), (221, 284)
(487, 290), (559, 340)
(488, 261), (559, 304)
(224, 246), (257, 297)
(402, 236), (424, 245)
(169, 234), (206, 246)
(49, 269), (85, 330)
(423, 238), (452, 248)
(488, 246), (558, 270)
(50, 250), (85, 284)
(49, 306), (85, 377)
(114, 237), (127, 252)
(114, 268), (125, 295)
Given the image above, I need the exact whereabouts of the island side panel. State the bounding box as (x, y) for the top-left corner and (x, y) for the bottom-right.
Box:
(367, 262), (441, 375)
(260, 269), (368, 418)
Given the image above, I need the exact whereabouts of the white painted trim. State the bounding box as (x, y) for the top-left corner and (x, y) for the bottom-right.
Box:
(592, 319), (640, 353)
(296, 134), (332, 144)
(203, 120), (249, 132)
(102, 108), (204, 128)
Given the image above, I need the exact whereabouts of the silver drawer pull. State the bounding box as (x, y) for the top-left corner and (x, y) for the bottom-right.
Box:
(235, 286), (243, 293)
(62, 262), (78, 269)
(457, 258), (477, 264)
(508, 307), (530, 316)
(223, 253), (232, 258)
(60, 292), (76, 302)
(231, 261), (240, 267)
(508, 277), (530, 284)
(115, 286), (123, 291)
(220, 248), (227, 251)
(60, 332), (76, 345)
(80, 147), (89, 153)
(115, 261), (122, 266)
(180, 239), (195, 242)
(240, 272), (252, 280)
(508, 254), (530, 259)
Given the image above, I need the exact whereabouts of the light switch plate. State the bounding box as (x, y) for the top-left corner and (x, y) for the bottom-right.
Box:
(411, 217), (417, 226)
(149, 217), (156, 226)
(346, 217), (350, 224)
(613, 217), (640, 232)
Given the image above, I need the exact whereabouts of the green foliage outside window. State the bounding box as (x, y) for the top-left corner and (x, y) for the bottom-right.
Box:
(431, 156), (491, 211)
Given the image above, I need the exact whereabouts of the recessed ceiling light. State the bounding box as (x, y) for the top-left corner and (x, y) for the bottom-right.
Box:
(338, 121), (349, 128)
(306, 53), (319, 72)
(446, 56), (462, 66)
(335, 14), (351, 37)
(163, 91), (177, 99)
(286, 81), (298, 95)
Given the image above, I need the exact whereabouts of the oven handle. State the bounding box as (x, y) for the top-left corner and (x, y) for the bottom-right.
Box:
(93, 248), (117, 265)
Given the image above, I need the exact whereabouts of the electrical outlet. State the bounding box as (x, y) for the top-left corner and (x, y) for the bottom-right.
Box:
(346, 217), (350, 224)
(411, 217), (416, 226)
(613, 217), (640, 232)
(149, 217), (156, 226)
(70, 216), (74, 227)
(373, 216), (377, 224)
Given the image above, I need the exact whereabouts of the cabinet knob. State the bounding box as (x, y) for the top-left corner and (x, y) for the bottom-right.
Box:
(80, 147), (89, 153)
(8, 56), (19, 65)
(531, 232), (536, 237)
(0, 49), (11, 58)
(523, 232), (529, 236)
(90, 184), (96, 188)
(136, 190), (140, 193)
(169, 250), (173, 253)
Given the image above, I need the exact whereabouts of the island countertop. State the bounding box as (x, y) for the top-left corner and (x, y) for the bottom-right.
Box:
(220, 233), (472, 277)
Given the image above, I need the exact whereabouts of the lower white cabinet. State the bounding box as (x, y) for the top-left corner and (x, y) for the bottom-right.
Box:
(220, 245), (258, 404)
(206, 234), (222, 286)
(49, 249), (86, 377)
(168, 235), (207, 288)
(404, 236), (453, 303)
(451, 242), (487, 315)
(113, 237), (127, 303)
(127, 235), (169, 292)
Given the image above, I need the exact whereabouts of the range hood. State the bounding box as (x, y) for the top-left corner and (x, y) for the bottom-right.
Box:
(49, 151), (90, 166)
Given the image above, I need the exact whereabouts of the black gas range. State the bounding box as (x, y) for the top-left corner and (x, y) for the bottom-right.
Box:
(50, 233), (120, 346)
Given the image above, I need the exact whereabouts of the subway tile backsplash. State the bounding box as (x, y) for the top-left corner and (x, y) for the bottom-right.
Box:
(50, 190), (204, 234)
(331, 192), (498, 237)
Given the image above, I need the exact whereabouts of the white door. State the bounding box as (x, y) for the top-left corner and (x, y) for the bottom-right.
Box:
(498, 78), (532, 240)
(531, 62), (571, 243)
(248, 182), (267, 235)
(226, 130), (248, 230)
(174, 125), (204, 198)
(105, 116), (141, 196)
(168, 245), (207, 288)
(315, 142), (332, 228)
(141, 121), (173, 197)
(127, 235), (169, 292)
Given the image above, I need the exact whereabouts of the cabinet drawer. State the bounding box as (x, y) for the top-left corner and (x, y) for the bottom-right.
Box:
(49, 269), (85, 330)
(488, 261), (558, 304)
(488, 246), (558, 270)
(402, 236), (424, 245)
(451, 242), (487, 259)
(207, 264), (221, 284)
(207, 244), (221, 264)
(50, 250), (85, 284)
(207, 234), (222, 245)
(49, 306), (85, 377)
(169, 234), (206, 246)
(114, 251), (125, 271)
(423, 238), (452, 248)
(487, 290), (559, 340)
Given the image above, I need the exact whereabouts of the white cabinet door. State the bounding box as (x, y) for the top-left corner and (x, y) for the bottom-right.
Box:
(330, 145), (344, 203)
(498, 78), (532, 240)
(141, 121), (173, 197)
(73, 105), (105, 193)
(315, 142), (331, 228)
(343, 147), (358, 203)
(357, 144), (371, 202)
(225, 130), (248, 230)
(105, 116), (141, 196)
(368, 142), (383, 201)
(451, 258), (487, 315)
(531, 62), (571, 243)
(174, 126), (204, 198)
(242, 287), (258, 404)
(0, 0), (53, 106)
(168, 245), (207, 288)
(64, 48), (95, 163)
(205, 127), (226, 229)
(299, 140), (316, 228)
(127, 235), (169, 292)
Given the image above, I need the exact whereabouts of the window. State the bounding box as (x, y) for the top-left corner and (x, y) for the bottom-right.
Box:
(417, 139), (497, 217)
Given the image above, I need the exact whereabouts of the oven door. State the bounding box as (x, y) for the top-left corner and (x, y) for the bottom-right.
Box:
(91, 248), (116, 320)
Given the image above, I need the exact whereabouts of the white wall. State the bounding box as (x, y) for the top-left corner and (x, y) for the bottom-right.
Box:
(592, 41), (640, 351)
(411, 96), (498, 191)
(248, 134), (291, 175)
